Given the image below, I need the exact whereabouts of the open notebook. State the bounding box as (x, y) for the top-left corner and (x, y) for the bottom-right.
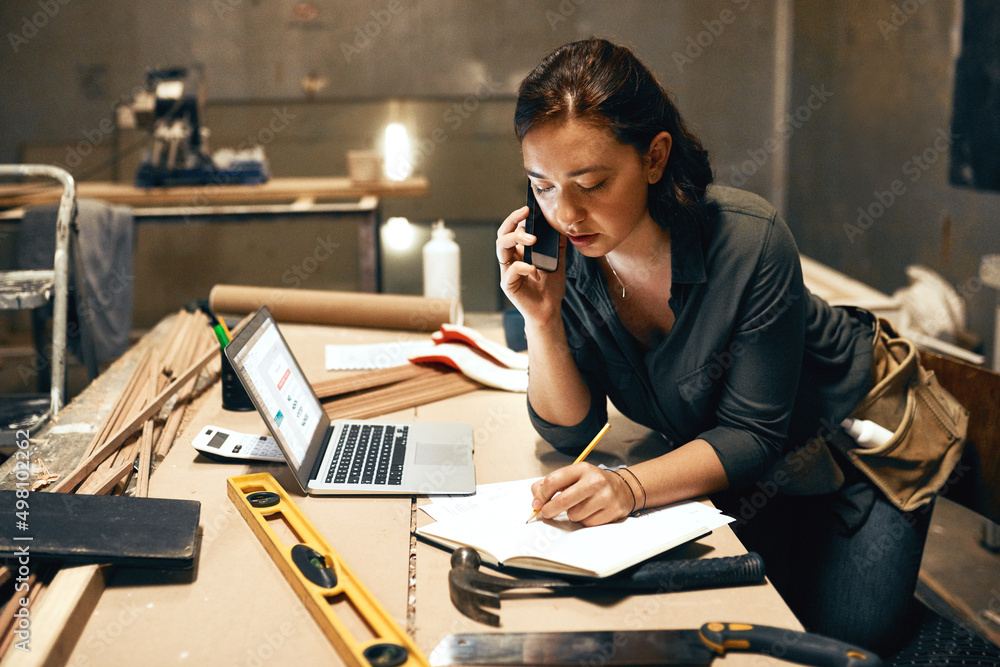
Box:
(417, 477), (734, 578)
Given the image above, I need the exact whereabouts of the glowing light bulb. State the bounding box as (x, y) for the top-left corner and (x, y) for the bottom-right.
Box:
(384, 123), (412, 181)
(383, 216), (414, 251)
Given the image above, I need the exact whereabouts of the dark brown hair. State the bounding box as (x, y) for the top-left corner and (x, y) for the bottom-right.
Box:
(515, 38), (713, 230)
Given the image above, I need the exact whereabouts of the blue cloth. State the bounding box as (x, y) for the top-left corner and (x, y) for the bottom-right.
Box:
(528, 185), (874, 492)
(17, 198), (134, 363)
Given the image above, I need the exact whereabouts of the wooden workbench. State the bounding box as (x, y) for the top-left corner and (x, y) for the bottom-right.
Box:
(3, 313), (805, 666)
(0, 176), (429, 297)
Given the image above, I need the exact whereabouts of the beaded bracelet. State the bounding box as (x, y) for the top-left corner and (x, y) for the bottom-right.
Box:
(609, 469), (636, 516)
(622, 467), (647, 514)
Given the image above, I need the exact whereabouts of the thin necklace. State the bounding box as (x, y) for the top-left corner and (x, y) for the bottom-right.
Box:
(605, 256), (626, 299)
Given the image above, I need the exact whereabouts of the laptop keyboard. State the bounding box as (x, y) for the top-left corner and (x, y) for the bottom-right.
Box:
(325, 424), (408, 486)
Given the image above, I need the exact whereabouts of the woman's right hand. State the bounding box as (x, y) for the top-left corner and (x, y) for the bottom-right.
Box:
(530, 463), (636, 526)
(496, 205), (566, 328)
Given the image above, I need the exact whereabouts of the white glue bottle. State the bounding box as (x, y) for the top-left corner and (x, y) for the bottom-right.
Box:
(841, 418), (895, 449)
(423, 219), (463, 324)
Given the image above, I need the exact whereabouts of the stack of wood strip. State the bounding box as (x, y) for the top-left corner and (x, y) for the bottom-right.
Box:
(53, 308), (219, 496)
(312, 363), (483, 420)
(0, 308), (222, 664)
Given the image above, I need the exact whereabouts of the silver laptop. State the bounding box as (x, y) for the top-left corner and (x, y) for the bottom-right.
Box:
(226, 307), (476, 495)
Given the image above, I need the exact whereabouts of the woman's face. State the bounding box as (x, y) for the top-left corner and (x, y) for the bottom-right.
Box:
(521, 118), (666, 257)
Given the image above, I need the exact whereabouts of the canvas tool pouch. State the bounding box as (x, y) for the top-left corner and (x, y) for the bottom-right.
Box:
(831, 317), (969, 511)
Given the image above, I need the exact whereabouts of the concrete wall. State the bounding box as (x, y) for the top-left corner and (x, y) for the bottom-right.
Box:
(2, 1), (997, 361)
(1, 0), (785, 329)
(785, 0), (1000, 361)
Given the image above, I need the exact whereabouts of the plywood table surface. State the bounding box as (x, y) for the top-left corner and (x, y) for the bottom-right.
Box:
(413, 389), (804, 667)
(61, 317), (803, 666)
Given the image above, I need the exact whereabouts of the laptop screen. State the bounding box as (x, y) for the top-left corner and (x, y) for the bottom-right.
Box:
(230, 314), (324, 470)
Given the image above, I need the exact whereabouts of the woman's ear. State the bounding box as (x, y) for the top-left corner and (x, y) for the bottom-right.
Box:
(646, 132), (672, 184)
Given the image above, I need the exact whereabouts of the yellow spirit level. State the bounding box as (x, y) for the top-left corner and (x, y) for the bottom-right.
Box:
(227, 472), (429, 667)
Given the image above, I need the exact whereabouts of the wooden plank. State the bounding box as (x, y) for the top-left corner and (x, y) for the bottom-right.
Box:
(0, 573), (38, 654)
(0, 176), (428, 210)
(0, 313), (220, 661)
(134, 359), (159, 498)
(76, 458), (136, 496)
(921, 350), (1000, 525)
(0, 565), (107, 667)
(312, 364), (426, 399)
(322, 366), (482, 420)
(0, 566), (52, 658)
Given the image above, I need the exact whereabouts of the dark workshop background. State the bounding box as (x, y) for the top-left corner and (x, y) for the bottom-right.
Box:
(1, 1), (998, 362)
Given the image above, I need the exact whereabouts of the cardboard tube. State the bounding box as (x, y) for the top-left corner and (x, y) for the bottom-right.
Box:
(209, 284), (458, 332)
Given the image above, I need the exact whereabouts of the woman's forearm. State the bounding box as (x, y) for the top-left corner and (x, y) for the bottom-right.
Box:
(620, 439), (730, 510)
(524, 319), (593, 426)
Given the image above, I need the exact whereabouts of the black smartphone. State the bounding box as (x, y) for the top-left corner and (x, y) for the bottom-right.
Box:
(523, 185), (559, 271)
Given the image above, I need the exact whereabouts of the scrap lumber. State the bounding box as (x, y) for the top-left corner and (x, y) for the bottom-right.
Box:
(317, 363), (482, 420)
(81, 350), (152, 460)
(51, 342), (216, 494)
(312, 364), (426, 399)
(0, 565), (106, 667)
(0, 308), (223, 664)
(134, 357), (160, 498)
(0, 567), (51, 658)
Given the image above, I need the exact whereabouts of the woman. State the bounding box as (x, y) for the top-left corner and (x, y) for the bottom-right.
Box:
(496, 38), (930, 654)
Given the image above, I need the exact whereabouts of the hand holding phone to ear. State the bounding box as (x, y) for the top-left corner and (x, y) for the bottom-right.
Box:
(524, 186), (559, 272)
(495, 190), (566, 328)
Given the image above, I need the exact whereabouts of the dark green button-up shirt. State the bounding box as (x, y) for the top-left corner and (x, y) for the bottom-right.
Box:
(528, 185), (874, 492)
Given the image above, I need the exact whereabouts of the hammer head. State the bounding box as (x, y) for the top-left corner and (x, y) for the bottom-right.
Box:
(447, 547), (573, 627)
(448, 548), (502, 626)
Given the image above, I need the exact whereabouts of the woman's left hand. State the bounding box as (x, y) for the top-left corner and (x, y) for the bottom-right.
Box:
(529, 464), (634, 526)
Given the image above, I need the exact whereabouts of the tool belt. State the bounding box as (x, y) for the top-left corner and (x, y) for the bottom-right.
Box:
(830, 316), (969, 511)
(767, 315), (969, 510)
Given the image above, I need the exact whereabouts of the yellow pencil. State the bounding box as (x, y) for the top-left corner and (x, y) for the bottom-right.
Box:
(526, 422), (611, 524)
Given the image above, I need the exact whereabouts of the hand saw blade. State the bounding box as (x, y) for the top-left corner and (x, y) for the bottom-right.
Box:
(428, 622), (883, 667)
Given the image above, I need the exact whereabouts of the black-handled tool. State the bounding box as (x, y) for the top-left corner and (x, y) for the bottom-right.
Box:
(448, 547), (766, 626)
(600, 548), (766, 591)
(429, 622), (883, 666)
(700, 622), (881, 666)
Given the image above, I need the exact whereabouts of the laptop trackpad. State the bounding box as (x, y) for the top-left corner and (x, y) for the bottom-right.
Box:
(415, 443), (460, 466)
